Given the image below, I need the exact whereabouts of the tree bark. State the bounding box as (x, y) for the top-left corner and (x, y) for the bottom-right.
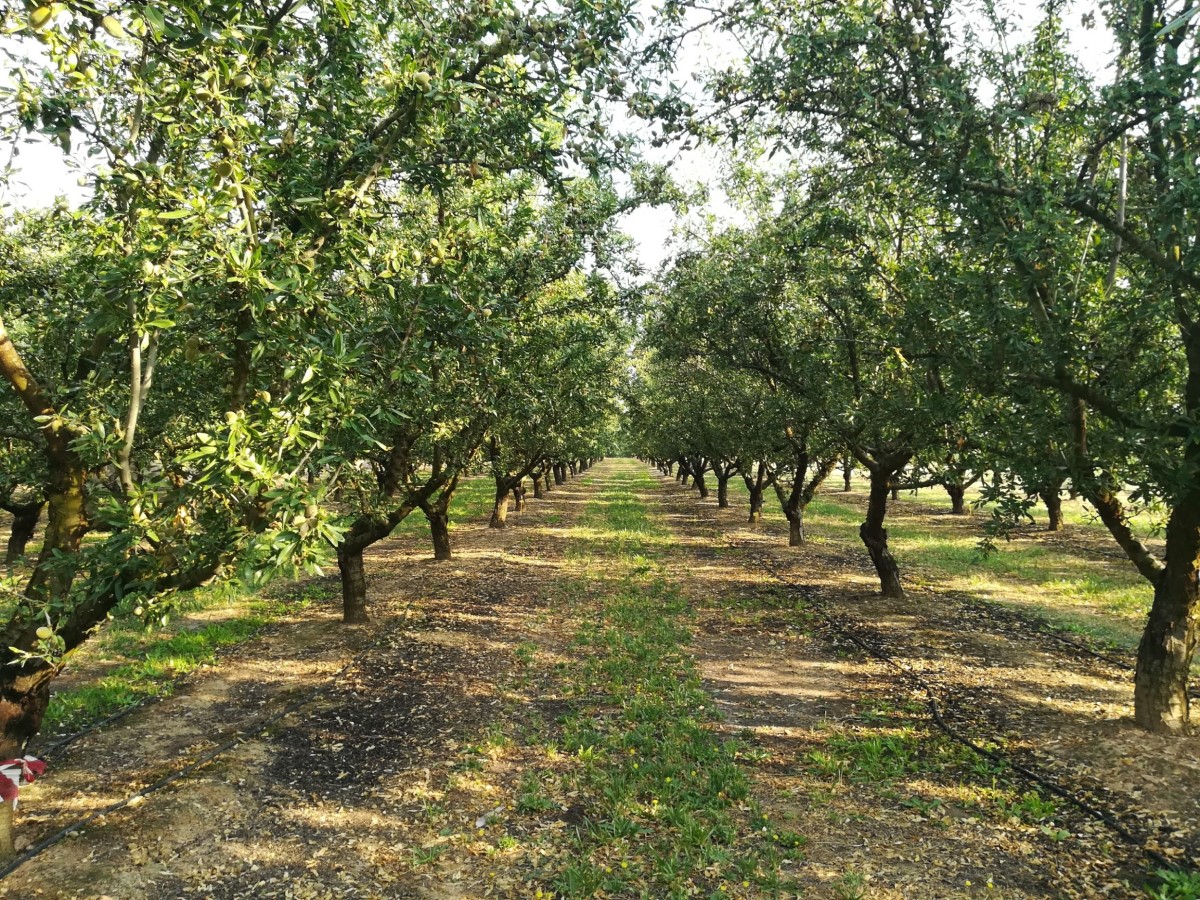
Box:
(1134, 496), (1200, 733)
(532, 474), (545, 499)
(695, 471), (709, 499)
(945, 483), (967, 516)
(843, 456), (853, 492)
(788, 513), (804, 547)
(424, 510), (450, 561)
(748, 486), (764, 523)
(0, 799), (12, 861)
(0, 452), (89, 758)
(860, 468), (904, 598)
(716, 474), (730, 508)
(4, 503), (42, 566)
(1043, 489), (1064, 532)
(337, 545), (369, 624)
(490, 490), (510, 528)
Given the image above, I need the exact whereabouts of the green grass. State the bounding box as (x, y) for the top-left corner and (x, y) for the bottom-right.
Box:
(42, 579), (336, 736)
(393, 475), (498, 536)
(40, 477), (500, 739)
(518, 465), (802, 898)
(723, 477), (1155, 650)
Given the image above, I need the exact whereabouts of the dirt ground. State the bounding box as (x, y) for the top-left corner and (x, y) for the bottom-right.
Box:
(3, 460), (1198, 898)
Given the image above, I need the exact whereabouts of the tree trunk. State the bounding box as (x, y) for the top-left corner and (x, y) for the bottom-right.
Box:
(860, 469), (904, 599)
(490, 490), (510, 529)
(1134, 498), (1200, 733)
(0, 799), (12, 861)
(429, 511), (452, 561)
(788, 512), (804, 547)
(0, 455), (89, 758)
(695, 471), (708, 499)
(748, 486), (764, 523)
(1044, 489), (1064, 532)
(5, 504), (42, 566)
(338, 545), (369, 624)
(512, 481), (525, 512)
(532, 475), (545, 499)
(843, 457), (853, 492)
(716, 474), (730, 508)
(946, 484), (966, 516)
(555, 464), (566, 485)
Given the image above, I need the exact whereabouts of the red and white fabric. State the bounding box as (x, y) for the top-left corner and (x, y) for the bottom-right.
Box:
(0, 756), (46, 806)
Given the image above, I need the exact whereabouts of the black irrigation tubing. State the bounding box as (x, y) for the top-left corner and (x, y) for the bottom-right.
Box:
(740, 543), (1190, 876)
(0, 642), (367, 883)
(35, 694), (160, 760)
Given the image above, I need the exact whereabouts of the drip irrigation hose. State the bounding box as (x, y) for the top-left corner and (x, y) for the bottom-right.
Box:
(745, 545), (1191, 876)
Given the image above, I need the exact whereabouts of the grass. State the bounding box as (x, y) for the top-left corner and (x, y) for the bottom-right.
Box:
(41, 579), (336, 737)
(723, 476), (1156, 651)
(393, 474), (498, 537)
(512, 468), (803, 898)
(39, 476), (501, 740)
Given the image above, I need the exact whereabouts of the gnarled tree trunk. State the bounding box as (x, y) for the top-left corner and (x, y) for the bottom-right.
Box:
(860, 467), (904, 599)
(945, 483), (966, 516)
(1133, 493), (1200, 733)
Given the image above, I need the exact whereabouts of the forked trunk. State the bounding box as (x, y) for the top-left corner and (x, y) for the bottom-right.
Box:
(945, 484), (966, 516)
(1134, 498), (1200, 733)
(860, 469), (904, 599)
(429, 512), (452, 561)
(338, 545), (369, 624)
(5, 504), (42, 566)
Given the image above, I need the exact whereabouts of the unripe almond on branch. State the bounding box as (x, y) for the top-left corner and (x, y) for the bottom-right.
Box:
(414, 71), (432, 89)
(36, 626), (53, 640)
(100, 14), (126, 39)
(29, 6), (54, 30)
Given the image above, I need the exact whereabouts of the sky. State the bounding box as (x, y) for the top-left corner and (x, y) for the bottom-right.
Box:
(1, 0), (1122, 276)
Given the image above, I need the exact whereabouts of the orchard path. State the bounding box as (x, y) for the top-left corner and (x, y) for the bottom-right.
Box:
(2, 459), (1196, 899)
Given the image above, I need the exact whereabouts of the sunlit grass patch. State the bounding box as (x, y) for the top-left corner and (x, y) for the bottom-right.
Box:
(42, 579), (336, 738)
(720, 472), (1153, 649)
(516, 468), (803, 897)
